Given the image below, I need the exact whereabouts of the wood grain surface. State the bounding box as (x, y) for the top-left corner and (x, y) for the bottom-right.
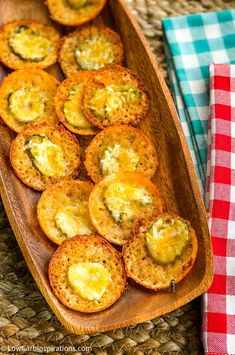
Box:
(0, 0), (214, 334)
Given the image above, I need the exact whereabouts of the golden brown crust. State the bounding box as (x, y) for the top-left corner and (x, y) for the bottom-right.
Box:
(47, 0), (107, 26)
(48, 234), (127, 313)
(58, 25), (124, 77)
(84, 125), (158, 182)
(82, 65), (150, 128)
(0, 20), (60, 70)
(37, 180), (95, 245)
(123, 213), (198, 290)
(0, 67), (59, 133)
(55, 71), (99, 135)
(10, 123), (81, 191)
(88, 172), (164, 245)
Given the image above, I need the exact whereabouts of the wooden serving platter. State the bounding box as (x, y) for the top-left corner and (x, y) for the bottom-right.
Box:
(0, 0), (213, 335)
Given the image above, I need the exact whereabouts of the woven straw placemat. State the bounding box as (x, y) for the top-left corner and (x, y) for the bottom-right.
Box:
(0, 1), (234, 354)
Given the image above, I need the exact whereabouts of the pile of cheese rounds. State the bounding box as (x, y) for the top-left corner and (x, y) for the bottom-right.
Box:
(0, 0), (198, 313)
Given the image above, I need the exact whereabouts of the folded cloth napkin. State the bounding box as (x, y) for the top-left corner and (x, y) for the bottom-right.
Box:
(162, 10), (235, 355)
(202, 63), (235, 355)
(162, 10), (235, 195)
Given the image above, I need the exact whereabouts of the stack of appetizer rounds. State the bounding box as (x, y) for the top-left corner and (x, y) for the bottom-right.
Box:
(0, 1), (198, 314)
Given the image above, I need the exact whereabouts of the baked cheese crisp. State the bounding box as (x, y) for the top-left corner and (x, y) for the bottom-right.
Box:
(37, 180), (96, 245)
(123, 213), (198, 290)
(59, 25), (124, 77)
(55, 71), (99, 135)
(47, 0), (107, 26)
(0, 20), (60, 70)
(10, 123), (81, 191)
(88, 172), (164, 245)
(83, 65), (149, 128)
(49, 235), (126, 312)
(85, 125), (158, 182)
(0, 68), (59, 133)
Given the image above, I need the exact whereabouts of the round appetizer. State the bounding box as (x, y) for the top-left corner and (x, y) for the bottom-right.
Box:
(49, 234), (127, 313)
(0, 68), (59, 133)
(123, 213), (198, 290)
(37, 180), (96, 245)
(59, 25), (124, 77)
(55, 71), (99, 135)
(0, 20), (60, 70)
(10, 123), (80, 191)
(85, 125), (158, 182)
(47, 0), (107, 27)
(89, 172), (164, 245)
(83, 65), (149, 128)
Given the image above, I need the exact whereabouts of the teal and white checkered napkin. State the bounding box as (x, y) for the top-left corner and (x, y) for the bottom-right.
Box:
(162, 10), (235, 196)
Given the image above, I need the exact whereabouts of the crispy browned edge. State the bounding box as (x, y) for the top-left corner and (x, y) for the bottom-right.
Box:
(37, 179), (95, 245)
(48, 234), (127, 313)
(88, 172), (164, 246)
(0, 20), (60, 70)
(55, 71), (99, 135)
(9, 122), (81, 191)
(0, 67), (59, 133)
(82, 65), (150, 129)
(46, 0), (107, 27)
(123, 212), (199, 290)
(84, 125), (158, 182)
(58, 25), (124, 77)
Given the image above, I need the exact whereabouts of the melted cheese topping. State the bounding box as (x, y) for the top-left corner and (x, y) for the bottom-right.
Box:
(9, 90), (45, 123)
(88, 85), (142, 117)
(100, 144), (139, 176)
(103, 182), (152, 223)
(67, 262), (112, 301)
(55, 204), (95, 238)
(25, 135), (66, 177)
(75, 36), (114, 70)
(63, 85), (94, 129)
(9, 26), (51, 61)
(145, 217), (190, 265)
(67, 0), (87, 8)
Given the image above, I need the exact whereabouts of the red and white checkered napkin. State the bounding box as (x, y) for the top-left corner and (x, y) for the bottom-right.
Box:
(202, 64), (235, 355)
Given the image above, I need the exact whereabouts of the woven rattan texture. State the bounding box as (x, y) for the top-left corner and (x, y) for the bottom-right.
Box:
(1, 0), (235, 354)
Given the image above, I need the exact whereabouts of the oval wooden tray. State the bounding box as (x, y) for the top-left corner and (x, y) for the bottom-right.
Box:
(0, 0), (213, 335)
